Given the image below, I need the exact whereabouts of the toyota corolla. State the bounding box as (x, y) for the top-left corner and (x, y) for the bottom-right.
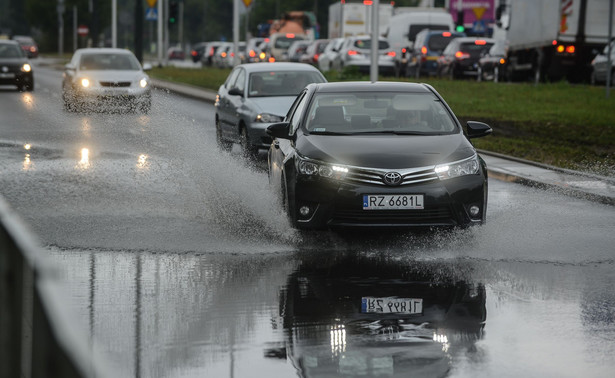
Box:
(266, 81), (492, 229)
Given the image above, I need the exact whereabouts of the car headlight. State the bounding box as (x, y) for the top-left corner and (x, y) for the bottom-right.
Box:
(80, 78), (90, 88)
(139, 78), (148, 88)
(21, 63), (32, 73)
(255, 113), (283, 123)
(297, 155), (348, 180)
(435, 155), (480, 180)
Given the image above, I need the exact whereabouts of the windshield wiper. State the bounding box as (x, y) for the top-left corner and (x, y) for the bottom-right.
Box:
(307, 130), (352, 135)
(352, 130), (426, 135)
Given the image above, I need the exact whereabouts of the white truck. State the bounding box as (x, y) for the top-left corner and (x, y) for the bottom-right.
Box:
(493, 0), (615, 82)
(328, 1), (394, 39)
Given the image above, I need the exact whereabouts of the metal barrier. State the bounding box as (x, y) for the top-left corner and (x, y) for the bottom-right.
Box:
(0, 196), (113, 378)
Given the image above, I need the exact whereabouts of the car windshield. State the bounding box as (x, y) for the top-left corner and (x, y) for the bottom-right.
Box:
(79, 53), (141, 71)
(303, 91), (458, 135)
(0, 44), (23, 58)
(248, 71), (325, 97)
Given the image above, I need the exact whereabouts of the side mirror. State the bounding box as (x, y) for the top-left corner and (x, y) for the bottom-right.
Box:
(228, 87), (243, 96)
(466, 121), (492, 139)
(65, 63), (76, 71)
(266, 122), (292, 140)
(142, 63), (152, 71)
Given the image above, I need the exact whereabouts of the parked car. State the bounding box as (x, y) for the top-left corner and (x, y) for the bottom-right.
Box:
(287, 40), (311, 62)
(590, 39), (615, 85)
(437, 37), (496, 79)
(477, 39), (508, 82)
(0, 39), (34, 91)
(317, 37), (344, 72)
(266, 81), (492, 229)
(214, 62), (326, 157)
(334, 36), (396, 75)
(12, 35), (38, 58)
(167, 46), (185, 60)
(406, 29), (465, 78)
(300, 39), (330, 65)
(190, 42), (208, 63)
(61, 48), (152, 113)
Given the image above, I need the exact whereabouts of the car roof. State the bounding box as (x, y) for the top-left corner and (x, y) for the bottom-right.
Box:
(0, 39), (21, 46)
(237, 62), (323, 73)
(455, 37), (496, 44)
(310, 81), (435, 94)
(74, 48), (137, 55)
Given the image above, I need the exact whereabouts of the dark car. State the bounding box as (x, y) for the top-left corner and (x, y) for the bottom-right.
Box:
(190, 42), (208, 63)
(12, 35), (39, 58)
(0, 40), (34, 91)
(438, 37), (495, 79)
(266, 81), (492, 229)
(214, 62), (326, 157)
(477, 39), (509, 82)
(406, 30), (465, 78)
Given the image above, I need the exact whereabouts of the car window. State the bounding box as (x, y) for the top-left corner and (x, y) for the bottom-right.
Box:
(79, 53), (141, 70)
(288, 92), (309, 135)
(248, 71), (324, 98)
(233, 69), (246, 92)
(0, 43), (23, 58)
(304, 91), (457, 135)
(224, 68), (240, 89)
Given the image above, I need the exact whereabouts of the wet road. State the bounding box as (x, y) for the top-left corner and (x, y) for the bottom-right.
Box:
(1, 63), (614, 378)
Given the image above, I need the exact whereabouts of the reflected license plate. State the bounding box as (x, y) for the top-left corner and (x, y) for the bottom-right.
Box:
(361, 297), (423, 314)
(363, 194), (424, 210)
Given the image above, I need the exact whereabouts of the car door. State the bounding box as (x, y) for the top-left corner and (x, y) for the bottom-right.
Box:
(217, 67), (241, 138)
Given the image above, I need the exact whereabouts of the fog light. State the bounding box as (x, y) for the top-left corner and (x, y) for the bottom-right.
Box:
(469, 205), (480, 217)
(299, 206), (311, 217)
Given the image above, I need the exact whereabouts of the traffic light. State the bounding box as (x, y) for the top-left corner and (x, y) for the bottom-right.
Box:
(169, 1), (178, 25)
(456, 10), (465, 32)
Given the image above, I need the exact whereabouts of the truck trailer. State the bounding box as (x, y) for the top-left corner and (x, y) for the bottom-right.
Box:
(328, 1), (394, 39)
(493, 0), (615, 82)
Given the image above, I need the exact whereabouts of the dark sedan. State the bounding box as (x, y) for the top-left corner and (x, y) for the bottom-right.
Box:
(0, 40), (34, 91)
(438, 37), (495, 79)
(267, 81), (492, 229)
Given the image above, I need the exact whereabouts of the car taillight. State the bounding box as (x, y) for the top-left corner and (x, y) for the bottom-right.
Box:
(313, 54), (319, 61)
(442, 32), (452, 37)
(386, 51), (396, 57)
(499, 58), (506, 64)
(249, 50), (256, 57)
(191, 51), (197, 56)
(455, 51), (470, 59)
(221, 52), (227, 58)
(475, 40), (487, 45)
(268, 57), (275, 63)
(348, 50), (358, 56)
(402, 47), (407, 54)
(286, 33), (295, 38)
(566, 45), (575, 53)
(421, 46), (427, 55)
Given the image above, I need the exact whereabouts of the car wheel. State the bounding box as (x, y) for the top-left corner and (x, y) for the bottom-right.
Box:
(216, 119), (233, 152)
(240, 126), (258, 159)
(477, 66), (482, 82)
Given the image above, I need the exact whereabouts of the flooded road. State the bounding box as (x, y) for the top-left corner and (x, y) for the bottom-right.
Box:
(1, 64), (614, 377)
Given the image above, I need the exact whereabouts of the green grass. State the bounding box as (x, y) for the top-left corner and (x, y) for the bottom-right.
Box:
(149, 66), (615, 176)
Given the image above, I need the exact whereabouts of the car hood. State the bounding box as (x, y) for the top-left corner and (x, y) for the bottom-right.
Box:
(0, 57), (28, 65)
(247, 96), (296, 117)
(74, 70), (147, 82)
(296, 133), (475, 169)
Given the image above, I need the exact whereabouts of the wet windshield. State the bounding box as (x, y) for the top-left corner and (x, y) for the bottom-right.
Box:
(304, 92), (458, 135)
(79, 53), (141, 71)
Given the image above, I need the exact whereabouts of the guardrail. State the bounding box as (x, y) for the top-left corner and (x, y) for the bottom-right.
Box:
(0, 196), (113, 378)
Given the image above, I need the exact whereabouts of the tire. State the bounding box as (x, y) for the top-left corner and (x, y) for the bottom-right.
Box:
(477, 66), (482, 82)
(216, 119), (232, 152)
(240, 126), (258, 159)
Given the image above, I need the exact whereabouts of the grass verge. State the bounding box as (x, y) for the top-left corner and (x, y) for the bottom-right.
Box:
(150, 66), (615, 176)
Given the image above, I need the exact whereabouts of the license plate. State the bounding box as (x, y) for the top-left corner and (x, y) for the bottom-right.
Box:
(0, 73), (15, 79)
(361, 297), (423, 314)
(363, 194), (424, 210)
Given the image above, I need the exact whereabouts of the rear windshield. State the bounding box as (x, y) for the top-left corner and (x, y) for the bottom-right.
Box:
(428, 35), (458, 52)
(248, 71), (325, 97)
(303, 91), (458, 135)
(274, 36), (305, 49)
(408, 24), (449, 42)
(353, 39), (390, 50)
(459, 42), (494, 57)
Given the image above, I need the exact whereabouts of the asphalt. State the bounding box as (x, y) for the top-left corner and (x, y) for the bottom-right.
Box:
(153, 78), (613, 206)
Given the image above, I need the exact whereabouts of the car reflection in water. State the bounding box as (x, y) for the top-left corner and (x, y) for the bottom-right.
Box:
(266, 253), (486, 377)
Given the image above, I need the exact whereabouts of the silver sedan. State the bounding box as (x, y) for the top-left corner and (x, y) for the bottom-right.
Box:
(62, 48), (152, 113)
(214, 62), (326, 157)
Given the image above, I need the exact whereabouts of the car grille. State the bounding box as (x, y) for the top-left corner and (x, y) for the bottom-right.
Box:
(99, 81), (132, 87)
(330, 206), (455, 226)
(345, 166), (439, 186)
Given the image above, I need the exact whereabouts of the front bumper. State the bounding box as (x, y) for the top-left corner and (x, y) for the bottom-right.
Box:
(0, 71), (32, 87)
(292, 173), (486, 229)
(70, 86), (151, 109)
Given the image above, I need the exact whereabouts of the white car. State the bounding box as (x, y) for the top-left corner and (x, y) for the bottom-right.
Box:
(62, 48), (152, 113)
(333, 36), (397, 75)
(590, 39), (615, 85)
(318, 37), (344, 72)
